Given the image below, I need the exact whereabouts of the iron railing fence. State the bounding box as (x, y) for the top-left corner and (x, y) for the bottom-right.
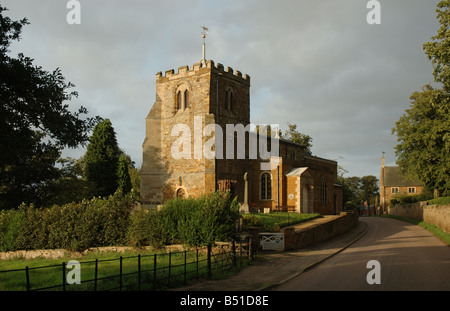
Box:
(0, 238), (254, 291)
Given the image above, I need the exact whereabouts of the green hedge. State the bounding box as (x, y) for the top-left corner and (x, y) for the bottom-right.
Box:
(389, 193), (434, 207)
(427, 196), (450, 205)
(0, 191), (240, 252)
(0, 193), (135, 252)
(127, 191), (240, 248)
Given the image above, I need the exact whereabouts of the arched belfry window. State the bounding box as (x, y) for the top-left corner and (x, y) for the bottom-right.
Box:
(177, 91), (182, 110)
(320, 177), (327, 205)
(184, 90), (189, 109)
(175, 84), (191, 111)
(261, 173), (272, 200)
(225, 87), (234, 112)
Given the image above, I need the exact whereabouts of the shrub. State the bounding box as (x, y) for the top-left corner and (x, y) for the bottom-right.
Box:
(427, 196), (450, 205)
(390, 192), (434, 206)
(128, 191), (240, 248)
(0, 208), (24, 252)
(127, 209), (165, 249)
(0, 192), (136, 252)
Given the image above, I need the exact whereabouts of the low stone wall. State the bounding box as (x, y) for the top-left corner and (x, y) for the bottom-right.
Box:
(283, 212), (359, 251)
(388, 203), (450, 234)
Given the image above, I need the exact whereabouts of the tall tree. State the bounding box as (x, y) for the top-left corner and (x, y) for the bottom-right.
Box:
(0, 6), (99, 209)
(423, 0), (450, 92)
(393, 1), (450, 196)
(281, 123), (313, 155)
(117, 154), (132, 195)
(84, 119), (120, 197)
(359, 175), (379, 206)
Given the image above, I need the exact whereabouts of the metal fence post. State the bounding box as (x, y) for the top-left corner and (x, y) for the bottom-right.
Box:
(62, 262), (66, 291)
(239, 240), (243, 269)
(138, 254), (141, 291)
(94, 259), (98, 291)
(249, 237), (253, 261)
(207, 243), (212, 279)
(153, 254), (157, 290)
(232, 240), (236, 268)
(25, 266), (30, 291)
(119, 256), (123, 291)
(196, 248), (199, 280)
(168, 252), (172, 288)
(184, 250), (187, 284)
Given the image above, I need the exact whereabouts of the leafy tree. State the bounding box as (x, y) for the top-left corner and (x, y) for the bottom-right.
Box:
(42, 157), (96, 207)
(423, 0), (450, 92)
(84, 119), (120, 197)
(393, 1), (450, 196)
(339, 175), (379, 208)
(117, 154), (132, 195)
(281, 123), (313, 155)
(359, 175), (379, 206)
(0, 6), (99, 209)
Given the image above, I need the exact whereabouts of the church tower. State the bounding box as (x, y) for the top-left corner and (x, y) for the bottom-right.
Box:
(140, 50), (251, 208)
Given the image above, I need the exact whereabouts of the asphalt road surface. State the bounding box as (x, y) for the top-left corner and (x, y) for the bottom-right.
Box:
(273, 217), (450, 291)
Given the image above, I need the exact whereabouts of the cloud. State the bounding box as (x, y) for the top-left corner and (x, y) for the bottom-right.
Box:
(2, 0), (442, 178)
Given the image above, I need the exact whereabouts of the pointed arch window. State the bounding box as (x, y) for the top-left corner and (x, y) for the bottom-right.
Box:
(177, 91), (182, 110)
(184, 90), (189, 109)
(261, 173), (272, 200)
(175, 86), (190, 111)
(225, 87), (234, 112)
(320, 177), (327, 205)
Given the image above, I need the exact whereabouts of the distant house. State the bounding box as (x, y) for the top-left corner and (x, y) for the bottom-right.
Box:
(379, 156), (424, 212)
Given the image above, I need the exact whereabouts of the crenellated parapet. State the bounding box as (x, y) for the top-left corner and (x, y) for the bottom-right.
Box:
(155, 60), (250, 86)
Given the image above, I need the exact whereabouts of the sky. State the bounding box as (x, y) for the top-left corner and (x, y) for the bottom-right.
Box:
(2, 0), (442, 178)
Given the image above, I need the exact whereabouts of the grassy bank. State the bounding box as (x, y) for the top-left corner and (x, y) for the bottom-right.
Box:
(381, 214), (450, 246)
(0, 246), (252, 291)
(242, 212), (321, 232)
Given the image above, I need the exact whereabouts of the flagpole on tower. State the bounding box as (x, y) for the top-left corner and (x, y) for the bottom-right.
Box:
(201, 25), (208, 67)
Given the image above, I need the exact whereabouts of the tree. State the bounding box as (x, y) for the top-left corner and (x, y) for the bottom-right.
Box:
(41, 156), (96, 207)
(359, 175), (379, 206)
(393, 86), (450, 195)
(281, 123), (313, 155)
(423, 0), (450, 92)
(84, 119), (120, 197)
(339, 175), (379, 208)
(0, 6), (99, 209)
(117, 154), (132, 195)
(393, 1), (450, 196)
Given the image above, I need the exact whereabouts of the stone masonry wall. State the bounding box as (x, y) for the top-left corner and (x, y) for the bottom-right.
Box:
(283, 212), (359, 251)
(389, 203), (450, 233)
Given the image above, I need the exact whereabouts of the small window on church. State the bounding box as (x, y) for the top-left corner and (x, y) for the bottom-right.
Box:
(291, 149), (295, 160)
(225, 88), (234, 112)
(320, 177), (327, 205)
(184, 90), (189, 109)
(261, 173), (272, 200)
(177, 91), (182, 110)
(229, 92), (233, 112)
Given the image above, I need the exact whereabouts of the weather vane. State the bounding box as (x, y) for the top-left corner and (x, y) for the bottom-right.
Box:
(201, 25), (208, 41)
(201, 25), (208, 66)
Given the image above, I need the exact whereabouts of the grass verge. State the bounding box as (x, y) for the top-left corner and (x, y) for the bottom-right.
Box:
(381, 214), (450, 246)
(0, 247), (253, 291)
(242, 212), (321, 232)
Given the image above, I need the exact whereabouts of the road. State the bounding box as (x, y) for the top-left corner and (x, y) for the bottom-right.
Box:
(273, 217), (450, 291)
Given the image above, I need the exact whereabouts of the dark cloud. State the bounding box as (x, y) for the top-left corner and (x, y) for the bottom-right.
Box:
(2, 0), (441, 177)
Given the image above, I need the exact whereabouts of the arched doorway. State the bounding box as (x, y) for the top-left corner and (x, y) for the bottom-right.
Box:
(176, 188), (186, 199)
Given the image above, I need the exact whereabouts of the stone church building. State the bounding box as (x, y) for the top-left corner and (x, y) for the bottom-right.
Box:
(140, 57), (343, 215)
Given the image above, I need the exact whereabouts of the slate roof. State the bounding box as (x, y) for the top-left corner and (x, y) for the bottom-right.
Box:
(285, 167), (309, 177)
(383, 166), (423, 187)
